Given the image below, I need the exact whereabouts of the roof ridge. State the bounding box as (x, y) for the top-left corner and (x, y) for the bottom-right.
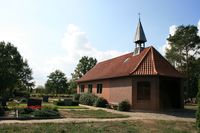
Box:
(151, 47), (158, 74)
(129, 47), (151, 74)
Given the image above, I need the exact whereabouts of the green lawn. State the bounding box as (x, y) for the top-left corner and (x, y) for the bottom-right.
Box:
(60, 109), (128, 118)
(8, 103), (87, 109)
(0, 120), (196, 133)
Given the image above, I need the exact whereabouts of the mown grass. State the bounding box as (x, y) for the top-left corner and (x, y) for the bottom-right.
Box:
(0, 120), (196, 133)
(60, 109), (128, 118)
(8, 103), (87, 109)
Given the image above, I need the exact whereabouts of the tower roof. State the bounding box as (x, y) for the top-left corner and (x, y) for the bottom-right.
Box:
(134, 19), (147, 44)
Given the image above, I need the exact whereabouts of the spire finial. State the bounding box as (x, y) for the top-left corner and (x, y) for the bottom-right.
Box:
(138, 12), (140, 20)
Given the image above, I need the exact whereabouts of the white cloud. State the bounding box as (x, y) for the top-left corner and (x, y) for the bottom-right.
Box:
(159, 25), (176, 55)
(34, 24), (126, 85)
(0, 23), (126, 86)
(61, 24), (125, 62)
(169, 25), (177, 36)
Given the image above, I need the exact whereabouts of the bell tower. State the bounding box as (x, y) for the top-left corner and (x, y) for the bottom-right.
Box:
(134, 14), (147, 55)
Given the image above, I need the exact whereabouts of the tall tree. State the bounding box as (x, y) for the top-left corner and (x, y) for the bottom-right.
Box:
(70, 56), (97, 94)
(71, 56), (97, 80)
(165, 25), (200, 98)
(45, 70), (68, 94)
(0, 42), (34, 97)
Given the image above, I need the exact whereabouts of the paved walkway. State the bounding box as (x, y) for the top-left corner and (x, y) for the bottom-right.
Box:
(0, 105), (195, 124)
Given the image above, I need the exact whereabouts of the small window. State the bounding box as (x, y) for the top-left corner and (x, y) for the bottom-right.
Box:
(137, 81), (150, 100)
(88, 84), (92, 93)
(80, 85), (85, 93)
(97, 84), (103, 94)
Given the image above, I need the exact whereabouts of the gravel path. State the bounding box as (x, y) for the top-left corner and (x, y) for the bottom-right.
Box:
(0, 105), (195, 124)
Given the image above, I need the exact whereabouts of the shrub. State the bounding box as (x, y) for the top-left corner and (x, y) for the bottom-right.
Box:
(33, 108), (60, 118)
(73, 94), (80, 101)
(79, 93), (97, 106)
(54, 100), (65, 106)
(0, 105), (5, 116)
(196, 79), (200, 130)
(95, 97), (108, 108)
(18, 108), (34, 114)
(117, 100), (131, 111)
(72, 101), (79, 106)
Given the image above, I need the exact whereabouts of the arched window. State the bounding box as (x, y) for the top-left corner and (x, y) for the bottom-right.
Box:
(137, 81), (151, 100)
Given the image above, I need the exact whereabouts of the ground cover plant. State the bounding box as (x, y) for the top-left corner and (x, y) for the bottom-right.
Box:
(0, 120), (196, 133)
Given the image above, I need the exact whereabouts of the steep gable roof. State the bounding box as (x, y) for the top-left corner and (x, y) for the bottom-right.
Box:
(77, 46), (184, 82)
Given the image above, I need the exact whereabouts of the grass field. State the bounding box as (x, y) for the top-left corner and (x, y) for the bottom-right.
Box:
(60, 109), (128, 118)
(0, 120), (196, 133)
(8, 103), (87, 109)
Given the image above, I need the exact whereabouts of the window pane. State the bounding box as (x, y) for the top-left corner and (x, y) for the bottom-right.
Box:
(97, 84), (103, 94)
(88, 84), (92, 93)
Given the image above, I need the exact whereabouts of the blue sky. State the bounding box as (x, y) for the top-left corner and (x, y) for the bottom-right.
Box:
(0, 0), (199, 86)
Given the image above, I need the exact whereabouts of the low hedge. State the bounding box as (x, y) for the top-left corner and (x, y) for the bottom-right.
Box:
(95, 97), (108, 108)
(79, 93), (98, 106)
(117, 100), (131, 111)
(33, 108), (60, 118)
(54, 99), (79, 106)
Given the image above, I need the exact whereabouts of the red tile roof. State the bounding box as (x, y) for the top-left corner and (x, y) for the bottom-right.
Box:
(77, 46), (184, 82)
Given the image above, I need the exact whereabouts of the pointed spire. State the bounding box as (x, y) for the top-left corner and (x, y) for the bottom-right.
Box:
(134, 15), (147, 44)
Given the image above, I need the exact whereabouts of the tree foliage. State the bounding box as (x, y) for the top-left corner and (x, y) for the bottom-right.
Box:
(0, 42), (34, 97)
(45, 70), (68, 94)
(71, 56), (97, 80)
(165, 25), (200, 98)
(70, 56), (97, 94)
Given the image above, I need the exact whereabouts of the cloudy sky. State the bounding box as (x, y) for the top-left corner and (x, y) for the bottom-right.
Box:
(0, 0), (199, 86)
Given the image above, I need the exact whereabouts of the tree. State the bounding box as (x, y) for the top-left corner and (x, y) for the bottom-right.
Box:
(35, 85), (46, 94)
(165, 25), (200, 98)
(70, 56), (97, 94)
(0, 42), (34, 97)
(71, 56), (97, 80)
(45, 70), (68, 94)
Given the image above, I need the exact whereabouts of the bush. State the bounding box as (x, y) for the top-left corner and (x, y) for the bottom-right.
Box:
(79, 93), (97, 106)
(33, 108), (60, 118)
(73, 94), (80, 101)
(72, 101), (79, 106)
(54, 100), (65, 106)
(18, 108), (34, 114)
(117, 100), (131, 111)
(0, 106), (5, 116)
(95, 97), (108, 108)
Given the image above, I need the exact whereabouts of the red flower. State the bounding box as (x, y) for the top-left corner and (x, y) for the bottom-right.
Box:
(27, 106), (42, 109)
